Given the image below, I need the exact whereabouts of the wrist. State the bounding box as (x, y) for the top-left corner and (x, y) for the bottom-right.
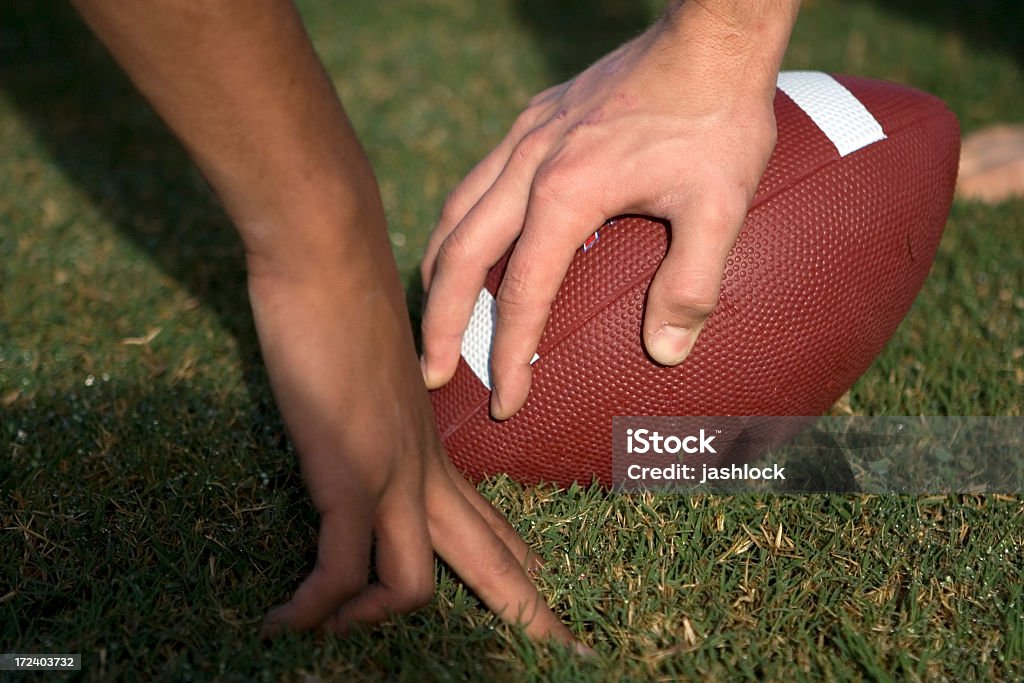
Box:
(652, 0), (799, 98)
(658, 0), (800, 43)
(219, 143), (392, 282)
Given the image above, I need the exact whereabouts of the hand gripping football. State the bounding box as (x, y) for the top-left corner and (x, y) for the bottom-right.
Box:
(430, 72), (960, 487)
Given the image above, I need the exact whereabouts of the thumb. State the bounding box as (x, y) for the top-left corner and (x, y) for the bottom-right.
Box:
(643, 200), (747, 366)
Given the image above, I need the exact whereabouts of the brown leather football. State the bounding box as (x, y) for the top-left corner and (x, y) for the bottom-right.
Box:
(430, 72), (960, 488)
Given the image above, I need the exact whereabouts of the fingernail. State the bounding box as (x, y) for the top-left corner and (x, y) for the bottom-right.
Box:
(419, 355), (431, 385)
(648, 325), (695, 366)
(572, 641), (599, 658)
(490, 389), (508, 421)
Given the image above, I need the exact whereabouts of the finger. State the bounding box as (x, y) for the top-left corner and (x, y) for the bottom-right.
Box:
(425, 471), (579, 647)
(421, 103), (556, 290)
(489, 178), (604, 419)
(443, 459), (542, 573)
(421, 145), (514, 290)
(261, 506), (373, 637)
(643, 195), (749, 366)
(420, 124), (558, 390)
(321, 487), (435, 632)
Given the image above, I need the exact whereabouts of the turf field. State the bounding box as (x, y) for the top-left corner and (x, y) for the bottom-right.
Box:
(1, 0), (1022, 680)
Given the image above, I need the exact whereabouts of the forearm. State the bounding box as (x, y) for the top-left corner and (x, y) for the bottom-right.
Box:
(70, 0), (383, 275)
(72, 0), (423, 483)
(70, 2), (606, 643)
(653, 1), (800, 104)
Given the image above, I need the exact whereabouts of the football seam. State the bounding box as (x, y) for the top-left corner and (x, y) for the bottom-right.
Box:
(439, 104), (957, 442)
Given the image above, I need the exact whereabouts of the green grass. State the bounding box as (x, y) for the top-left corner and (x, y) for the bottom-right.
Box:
(2, 0), (1023, 680)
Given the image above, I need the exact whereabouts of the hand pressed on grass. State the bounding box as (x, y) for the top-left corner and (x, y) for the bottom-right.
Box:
(71, 0), (581, 647)
(248, 268), (568, 642)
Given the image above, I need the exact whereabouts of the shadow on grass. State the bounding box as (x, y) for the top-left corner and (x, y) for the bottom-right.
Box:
(0, 382), (306, 650)
(0, 389), (553, 680)
(0, 391), (535, 679)
(0, 2), (258, 364)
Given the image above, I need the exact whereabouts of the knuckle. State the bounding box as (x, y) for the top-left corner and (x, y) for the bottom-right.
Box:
(669, 297), (718, 321)
(660, 282), (720, 321)
(462, 547), (518, 598)
(481, 550), (517, 586)
(511, 104), (544, 135)
(309, 564), (364, 603)
(439, 188), (467, 228)
(496, 269), (546, 314)
(391, 580), (434, 613)
(511, 125), (552, 166)
(436, 227), (473, 268)
(531, 164), (562, 199)
(531, 162), (581, 208)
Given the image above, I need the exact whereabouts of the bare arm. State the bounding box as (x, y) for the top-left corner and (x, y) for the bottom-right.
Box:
(71, 0), (578, 644)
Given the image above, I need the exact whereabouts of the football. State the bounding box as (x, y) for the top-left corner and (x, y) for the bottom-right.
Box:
(430, 72), (960, 488)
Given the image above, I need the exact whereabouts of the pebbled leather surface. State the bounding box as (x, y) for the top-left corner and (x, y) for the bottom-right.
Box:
(430, 76), (961, 488)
